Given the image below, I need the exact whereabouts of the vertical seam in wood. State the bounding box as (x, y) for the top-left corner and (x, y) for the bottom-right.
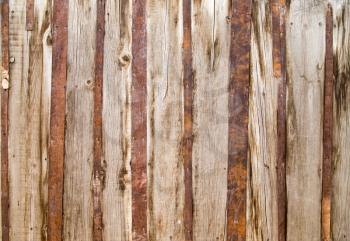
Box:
(322, 5), (333, 241)
(227, 0), (252, 240)
(26, 0), (34, 31)
(131, 0), (147, 240)
(93, 0), (106, 240)
(47, 0), (68, 240)
(1, 0), (10, 240)
(271, 1), (287, 241)
(183, 0), (193, 240)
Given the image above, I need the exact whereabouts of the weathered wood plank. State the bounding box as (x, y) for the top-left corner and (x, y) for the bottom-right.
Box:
(131, 0), (147, 240)
(286, 1), (326, 240)
(26, 0), (34, 30)
(227, 0), (252, 240)
(48, 0), (68, 240)
(191, 0), (230, 240)
(102, 0), (132, 240)
(63, 0), (96, 240)
(247, 1), (278, 240)
(147, 0), (185, 240)
(331, 1), (350, 240)
(8, 0), (51, 240)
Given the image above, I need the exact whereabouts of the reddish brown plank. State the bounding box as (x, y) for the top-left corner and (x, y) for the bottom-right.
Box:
(47, 0), (68, 240)
(183, 0), (193, 240)
(1, 0), (9, 240)
(322, 5), (333, 241)
(227, 0), (252, 240)
(93, 0), (106, 240)
(26, 0), (34, 30)
(271, 1), (287, 241)
(131, 0), (147, 240)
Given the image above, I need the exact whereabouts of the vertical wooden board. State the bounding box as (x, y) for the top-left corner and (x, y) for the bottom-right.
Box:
(102, 0), (132, 240)
(63, 0), (96, 240)
(286, 1), (325, 241)
(147, 0), (185, 240)
(247, 0), (278, 240)
(191, 0), (230, 240)
(331, 1), (350, 240)
(8, 0), (51, 240)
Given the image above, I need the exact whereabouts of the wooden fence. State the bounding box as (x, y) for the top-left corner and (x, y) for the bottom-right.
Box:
(0, 0), (349, 240)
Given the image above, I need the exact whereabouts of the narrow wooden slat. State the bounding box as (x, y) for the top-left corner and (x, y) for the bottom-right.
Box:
(48, 0), (68, 240)
(192, 0), (230, 240)
(286, 1), (326, 240)
(1, 0), (9, 240)
(247, 0), (278, 240)
(147, 0), (185, 240)
(227, 0), (252, 240)
(131, 0), (147, 240)
(183, 0), (193, 240)
(25, 0), (34, 30)
(331, 0), (350, 240)
(102, 0), (132, 240)
(93, 0), (106, 240)
(271, 0), (287, 240)
(63, 0), (96, 240)
(322, 5), (333, 241)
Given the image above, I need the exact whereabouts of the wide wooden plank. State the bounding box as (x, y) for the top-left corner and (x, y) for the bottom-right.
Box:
(102, 0), (132, 240)
(191, 0), (230, 240)
(331, 1), (350, 240)
(147, 0), (185, 240)
(286, 1), (326, 240)
(8, 0), (51, 240)
(63, 0), (96, 240)
(247, 1), (278, 240)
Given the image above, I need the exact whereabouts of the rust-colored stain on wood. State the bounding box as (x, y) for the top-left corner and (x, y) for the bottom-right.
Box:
(26, 0), (34, 30)
(322, 5), (333, 241)
(271, 1), (287, 241)
(47, 0), (68, 240)
(183, 0), (193, 240)
(227, 0), (252, 240)
(131, 0), (147, 240)
(1, 1), (10, 240)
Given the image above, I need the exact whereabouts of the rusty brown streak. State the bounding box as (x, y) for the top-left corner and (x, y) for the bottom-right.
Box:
(26, 0), (34, 30)
(183, 0), (193, 240)
(227, 0), (252, 240)
(93, 0), (106, 240)
(47, 0), (68, 240)
(322, 5), (333, 241)
(131, 0), (147, 240)
(271, 1), (287, 241)
(1, 0), (9, 240)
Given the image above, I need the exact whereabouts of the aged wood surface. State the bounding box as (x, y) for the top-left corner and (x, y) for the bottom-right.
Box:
(322, 5), (333, 241)
(8, 0), (51, 240)
(48, 0), (67, 240)
(25, 0), (34, 31)
(247, 1), (278, 240)
(227, 0), (252, 240)
(131, 0), (147, 240)
(147, 0), (185, 240)
(331, 1), (350, 241)
(286, 1), (325, 240)
(63, 0), (96, 240)
(102, 0), (132, 240)
(192, 0), (230, 240)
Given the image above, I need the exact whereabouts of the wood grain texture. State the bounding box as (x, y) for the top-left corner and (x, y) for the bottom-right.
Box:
(131, 0), (147, 240)
(227, 0), (252, 240)
(286, 1), (325, 240)
(63, 0), (96, 240)
(102, 0), (132, 240)
(147, 0), (185, 240)
(247, 1), (278, 240)
(331, 1), (350, 240)
(26, 0), (34, 30)
(8, 0), (51, 240)
(191, 0), (230, 240)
